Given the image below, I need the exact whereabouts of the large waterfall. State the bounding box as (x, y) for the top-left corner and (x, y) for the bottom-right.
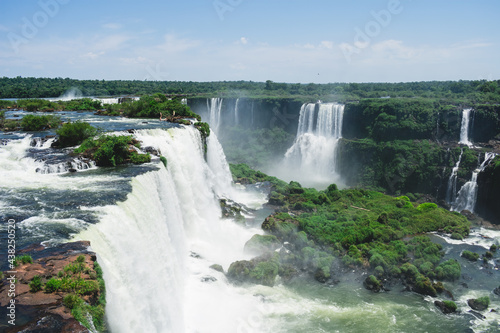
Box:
(281, 102), (345, 188)
(459, 108), (473, 146)
(451, 152), (495, 212)
(2, 113), (498, 332)
(76, 127), (266, 332)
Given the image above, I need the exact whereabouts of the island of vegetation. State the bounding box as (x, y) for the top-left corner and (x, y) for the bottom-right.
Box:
(227, 164), (471, 308)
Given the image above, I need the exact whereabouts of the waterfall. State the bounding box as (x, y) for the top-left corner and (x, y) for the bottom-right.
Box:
(451, 152), (495, 213)
(207, 98), (223, 135)
(76, 127), (265, 332)
(459, 108), (473, 146)
(234, 98), (240, 126)
(281, 102), (344, 188)
(446, 149), (463, 204)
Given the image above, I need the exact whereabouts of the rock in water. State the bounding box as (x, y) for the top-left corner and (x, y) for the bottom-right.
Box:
(434, 300), (457, 314)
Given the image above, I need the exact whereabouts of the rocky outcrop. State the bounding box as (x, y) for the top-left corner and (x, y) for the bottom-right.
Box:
(243, 234), (281, 256)
(227, 253), (279, 287)
(467, 297), (490, 311)
(0, 241), (105, 333)
(434, 300), (457, 314)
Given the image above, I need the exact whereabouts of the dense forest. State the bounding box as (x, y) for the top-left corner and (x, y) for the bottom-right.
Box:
(1, 77), (500, 104)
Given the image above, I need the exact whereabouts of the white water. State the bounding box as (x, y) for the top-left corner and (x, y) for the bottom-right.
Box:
(76, 127), (268, 332)
(451, 152), (495, 212)
(234, 98), (240, 126)
(446, 148), (463, 204)
(281, 102), (345, 188)
(459, 108), (473, 146)
(207, 98), (223, 135)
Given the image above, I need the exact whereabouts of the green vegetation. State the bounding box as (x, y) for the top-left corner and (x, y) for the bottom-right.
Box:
(105, 93), (200, 120)
(443, 300), (457, 311)
(14, 255), (33, 267)
(339, 139), (481, 195)
(231, 166), (469, 294)
(29, 275), (42, 292)
(2, 77), (500, 104)
(74, 135), (151, 167)
(56, 121), (98, 147)
(468, 296), (490, 311)
(20, 114), (61, 131)
(40, 257), (106, 331)
(461, 250), (480, 261)
(194, 121), (210, 137)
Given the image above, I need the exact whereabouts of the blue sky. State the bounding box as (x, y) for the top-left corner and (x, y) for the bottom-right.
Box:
(0, 0), (498, 83)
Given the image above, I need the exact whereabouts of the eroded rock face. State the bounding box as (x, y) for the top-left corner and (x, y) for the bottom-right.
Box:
(0, 241), (103, 333)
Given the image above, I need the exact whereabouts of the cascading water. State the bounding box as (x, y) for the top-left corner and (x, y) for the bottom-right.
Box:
(451, 152), (495, 212)
(2, 118), (497, 332)
(446, 148), (463, 204)
(207, 98), (223, 135)
(234, 98), (240, 126)
(76, 127), (267, 332)
(459, 108), (473, 146)
(281, 102), (344, 188)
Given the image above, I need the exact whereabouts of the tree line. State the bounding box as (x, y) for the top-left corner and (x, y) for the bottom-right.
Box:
(1, 76), (499, 104)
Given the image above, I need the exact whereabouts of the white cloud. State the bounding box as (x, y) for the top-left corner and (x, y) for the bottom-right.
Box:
(102, 23), (122, 30)
(156, 34), (200, 54)
(320, 41), (334, 49)
(240, 37), (248, 45)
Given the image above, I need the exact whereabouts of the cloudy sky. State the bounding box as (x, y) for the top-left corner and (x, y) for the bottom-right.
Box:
(0, 0), (498, 83)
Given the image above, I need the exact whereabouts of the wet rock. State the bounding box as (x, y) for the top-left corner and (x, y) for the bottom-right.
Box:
(227, 253), (279, 287)
(190, 252), (201, 259)
(363, 275), (382, 292)
(143, 146), (160, 156)
(468, 298), (490, 311)
(209, 264), (224, 273)
(220, 198), (246, 221)
(243, 234), (281, 256)
(201, 276), (217, 283)
(493, 286), (500, 296)
(434, 300), (457, 314)
(4, 313), (87, 333)
(468, 310), (486, 320)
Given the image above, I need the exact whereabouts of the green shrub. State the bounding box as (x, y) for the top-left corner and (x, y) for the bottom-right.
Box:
(56, 121), (98, 147)
(417, 203), (438, 211)
(160, 156), (167, 168)
(194, 122), (210, 137)
(443, 300), (457, 311)
(20, 114), (61, 131)
(461, 250), (479, 261)
(29, 275), (42, 292)
(476, 296), (490, 308)
(435, 259), (461, 281)
(130, 151), (151, 164)
(45, 278), (62, 292)
(14, 255), (33, 267)
(63, 294), (83, 309)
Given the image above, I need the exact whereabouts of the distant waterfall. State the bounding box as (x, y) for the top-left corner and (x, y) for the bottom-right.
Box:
(459, 108), (473, 146)
(207, 98), (223, 135)
(234, 98), (240, 126)
(281, 102), (344, 188)
(451, 152), (495, 212)
(446, 149), (463, 204)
